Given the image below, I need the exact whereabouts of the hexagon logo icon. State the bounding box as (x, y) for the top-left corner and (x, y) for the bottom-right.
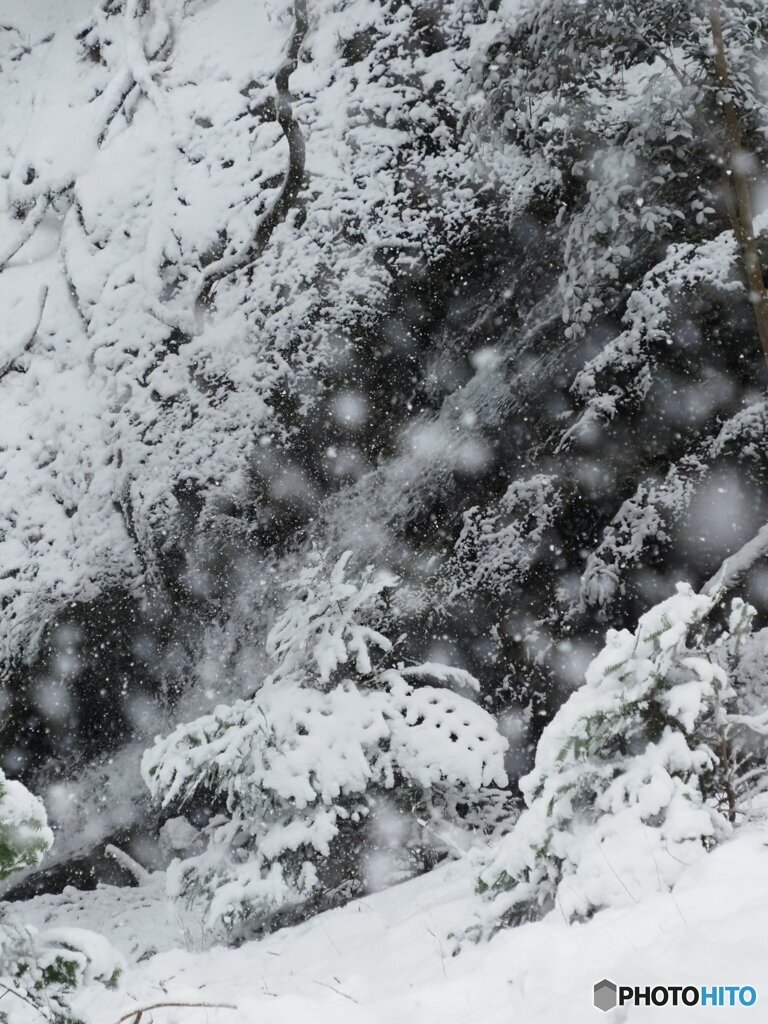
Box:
(594, 979), (617, 1012)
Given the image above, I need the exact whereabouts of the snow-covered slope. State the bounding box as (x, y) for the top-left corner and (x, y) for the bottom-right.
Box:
(8, 825), (768, 1023)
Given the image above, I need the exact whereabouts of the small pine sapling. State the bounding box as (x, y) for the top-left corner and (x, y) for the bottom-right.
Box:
(144, 551), (509, 939)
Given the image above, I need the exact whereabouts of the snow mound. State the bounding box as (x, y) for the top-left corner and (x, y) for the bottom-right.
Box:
(15, 871), (198, 963)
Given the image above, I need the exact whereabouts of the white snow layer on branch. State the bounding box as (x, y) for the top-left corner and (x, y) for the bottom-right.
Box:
(577, 398), (768, 610)
(562, 228), (743, 444)
(703, 522), (768, 597)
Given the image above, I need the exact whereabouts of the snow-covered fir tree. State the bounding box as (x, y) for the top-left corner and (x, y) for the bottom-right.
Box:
(0, 773), (122, 1022)
(472, 582), (768, 935)
(143, 552), (508, 938)
(0, 773), (52, 884)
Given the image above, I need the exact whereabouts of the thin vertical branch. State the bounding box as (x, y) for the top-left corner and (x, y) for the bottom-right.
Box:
(709, 0), (768, 368)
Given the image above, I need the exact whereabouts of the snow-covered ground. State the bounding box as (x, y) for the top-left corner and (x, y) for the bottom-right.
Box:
(10, 823), (768, 1024)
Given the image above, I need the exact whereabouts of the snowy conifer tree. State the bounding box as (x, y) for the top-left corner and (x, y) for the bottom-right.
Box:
(472, 582), (768, 934)
(0, 772), (52, 882)
(0, 773), (123, 1021)
(143, 551), (509, 938)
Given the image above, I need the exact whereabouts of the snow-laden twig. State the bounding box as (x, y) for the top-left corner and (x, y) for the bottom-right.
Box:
(0, 196), (48, 272)
(0, 981), (55, 1022)
(702, 523), (768, 597)
(104, 844), (153, 887)
(0, 284), (47, 381)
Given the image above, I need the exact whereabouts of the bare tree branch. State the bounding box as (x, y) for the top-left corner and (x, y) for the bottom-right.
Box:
(110, 1001), (236, 1024)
